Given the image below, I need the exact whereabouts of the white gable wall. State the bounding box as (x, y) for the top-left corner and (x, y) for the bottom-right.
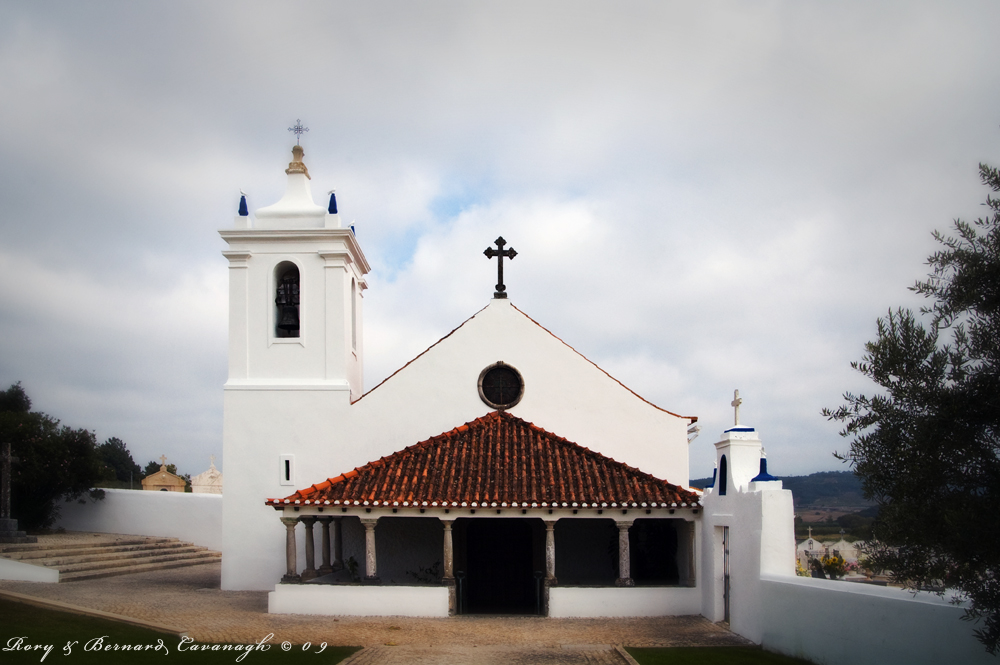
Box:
(348, 298), (692, 486)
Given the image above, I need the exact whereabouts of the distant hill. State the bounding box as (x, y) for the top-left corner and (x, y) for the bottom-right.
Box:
(690, 470), (873, 508)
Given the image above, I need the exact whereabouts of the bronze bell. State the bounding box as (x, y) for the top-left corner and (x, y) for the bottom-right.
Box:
(275, 273), (300, 333)
(277, 305), (299, 331)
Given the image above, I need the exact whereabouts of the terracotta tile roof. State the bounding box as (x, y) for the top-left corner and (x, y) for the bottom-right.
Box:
(267, 411), (700, 510)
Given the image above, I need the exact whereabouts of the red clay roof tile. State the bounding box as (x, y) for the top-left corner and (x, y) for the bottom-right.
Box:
(267, 411), (699, 509)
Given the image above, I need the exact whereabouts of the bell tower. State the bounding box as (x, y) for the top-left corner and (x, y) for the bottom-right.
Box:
(219, 143), (369, 590)
(220, 144), (369, 396)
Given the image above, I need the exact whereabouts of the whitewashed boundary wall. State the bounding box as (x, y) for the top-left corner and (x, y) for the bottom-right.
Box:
(269, 585), (449, 617)
(0, 557), (60, 582)
(52, 488), (223, 551)
(549, 586), (702, 617)
(758, 574), (995, 665)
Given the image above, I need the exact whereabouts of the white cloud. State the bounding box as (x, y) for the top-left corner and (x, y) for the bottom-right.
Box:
(1, 1), (998, 478)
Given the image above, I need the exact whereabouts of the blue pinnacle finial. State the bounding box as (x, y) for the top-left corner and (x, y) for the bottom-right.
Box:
(751, 451), (779, 483)
(238, 192), (248, 217)
(328, 191), (338, 215)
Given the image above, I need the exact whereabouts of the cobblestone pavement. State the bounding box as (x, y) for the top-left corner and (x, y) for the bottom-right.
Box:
(345, 644), (630, 665)
(0, 553), (751, 663)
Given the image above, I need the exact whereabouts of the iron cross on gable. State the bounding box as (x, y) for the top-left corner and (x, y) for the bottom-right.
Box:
(288, 119), (309, 145)
(484, 236), (517, 299)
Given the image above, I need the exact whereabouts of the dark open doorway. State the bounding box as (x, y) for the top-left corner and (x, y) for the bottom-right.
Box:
(461, 519), (539, 614)
(630, 519), (680, 585)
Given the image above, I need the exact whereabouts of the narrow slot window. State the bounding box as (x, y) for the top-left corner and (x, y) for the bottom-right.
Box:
(279, 455), (294, 486)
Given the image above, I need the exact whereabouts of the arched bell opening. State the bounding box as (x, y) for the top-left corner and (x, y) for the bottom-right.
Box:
(274, 261), (301, 338)
(719, 455), (728, 496)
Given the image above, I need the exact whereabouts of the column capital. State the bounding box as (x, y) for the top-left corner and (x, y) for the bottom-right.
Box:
(360, 517), (379, 527)
(300, 515), (316, 525)
(616, 519), (634, 530)
(280, 516), (300, 528)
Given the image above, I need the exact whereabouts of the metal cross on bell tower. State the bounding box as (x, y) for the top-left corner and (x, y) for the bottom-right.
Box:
(288, 119), (309, 145)
(484, 236), (517, 299)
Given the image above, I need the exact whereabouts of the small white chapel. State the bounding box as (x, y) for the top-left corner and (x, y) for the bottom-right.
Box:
(219, 141), (795, 637)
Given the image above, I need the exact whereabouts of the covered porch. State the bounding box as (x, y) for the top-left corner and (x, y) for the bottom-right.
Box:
(265, 411), (703, 617)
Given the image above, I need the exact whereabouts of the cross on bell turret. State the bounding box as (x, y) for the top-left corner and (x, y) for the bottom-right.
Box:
(731, 389), (743, 426)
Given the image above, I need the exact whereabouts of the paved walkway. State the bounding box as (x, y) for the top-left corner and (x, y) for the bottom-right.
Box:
(0, 551), (752, 664)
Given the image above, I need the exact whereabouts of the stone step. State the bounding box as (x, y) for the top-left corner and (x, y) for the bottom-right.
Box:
(59, 552), (222, 582)
(0, 536), (177, 554)
(0, 533), (37, 544)
(55, 549), (219, 574)
(1, 534), (221, 582)
(26, 545), (209, 568)
(3, 540), (190, 562)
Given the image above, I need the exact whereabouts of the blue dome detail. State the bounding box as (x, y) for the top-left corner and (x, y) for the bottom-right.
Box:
(751, 457), (779, 483)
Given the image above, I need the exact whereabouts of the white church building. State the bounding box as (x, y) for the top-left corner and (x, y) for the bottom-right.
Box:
(218, 143), (796, 633)
(33, 141), (994, 665)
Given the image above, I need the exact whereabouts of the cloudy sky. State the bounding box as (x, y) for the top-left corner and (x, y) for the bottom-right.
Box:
(1, 1), (998, 481)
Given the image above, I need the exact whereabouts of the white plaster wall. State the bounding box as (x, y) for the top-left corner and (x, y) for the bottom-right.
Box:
(700, 480), (795, 641)
(0, 557), (60, 582)
(51, 488), (223, 551)
(549, 586), (702, 617)
(268, 584), (449, 617)
(759, 574), (996, 665)
(222, 388), (351, 590)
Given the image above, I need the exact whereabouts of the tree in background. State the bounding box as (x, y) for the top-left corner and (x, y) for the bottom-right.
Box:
(0, 383), (105, 529)
(825, 163), (1000, 653)
(144, 460), (178, 477)
(97, 437), (142, 488)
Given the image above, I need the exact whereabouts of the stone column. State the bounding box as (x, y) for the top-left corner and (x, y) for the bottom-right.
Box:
(332, 518), (344, 570)
(318, 517), (333, 575)
(280, 517), (301, 583)
(441, 518), (456, 615)
(300, 517), (318, 581)
(361, 518), (379, 583)
(615, 520), (635, 587)
(442, 519), (455, 581)
(544, 520), (558, 584)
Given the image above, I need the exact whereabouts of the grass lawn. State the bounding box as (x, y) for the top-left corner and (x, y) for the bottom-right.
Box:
(626, 646), (817, 665)
(0, 598), (360, 664)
